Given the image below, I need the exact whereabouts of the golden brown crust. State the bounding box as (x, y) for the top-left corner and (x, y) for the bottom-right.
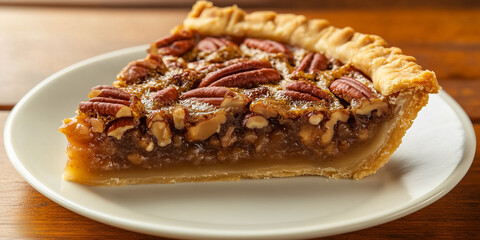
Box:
(352, 91), (429, 179)
(182, 1), (440, 96)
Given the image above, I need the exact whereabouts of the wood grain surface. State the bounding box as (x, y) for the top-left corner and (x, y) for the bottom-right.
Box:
(0, 3), (478, 239)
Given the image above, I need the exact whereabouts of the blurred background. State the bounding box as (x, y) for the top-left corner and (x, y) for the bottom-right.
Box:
(1, 1), (479, 239)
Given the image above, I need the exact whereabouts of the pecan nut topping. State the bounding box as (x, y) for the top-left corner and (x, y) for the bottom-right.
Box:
(329, 77), (375, 102)
(117, 54), (165, 83)
(152, 31), (195, 57)
(181, 86), (235, 106)
(198, 60), (281, 88)
(79, 101), (132, 118)
(80, 85), (133, 118)
(199, 60), (271, 87)
(294, 52), (327, 73)
(197, 37), (236, 52)
(151, 87), (179, 106)
(282, 81), (332, 102)
(244, 38), (292, 60)
(88, 85), (131, 100)
(210, 68), (281, 88)
(89, 97), (130, 106)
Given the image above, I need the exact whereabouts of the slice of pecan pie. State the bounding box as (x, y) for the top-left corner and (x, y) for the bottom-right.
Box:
(59, 1), (440, 185)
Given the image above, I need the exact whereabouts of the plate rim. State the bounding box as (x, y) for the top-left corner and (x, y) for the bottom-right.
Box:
(4, 46), (476, 239)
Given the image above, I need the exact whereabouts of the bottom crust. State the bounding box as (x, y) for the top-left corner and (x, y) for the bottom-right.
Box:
(63, 91), (429, 185)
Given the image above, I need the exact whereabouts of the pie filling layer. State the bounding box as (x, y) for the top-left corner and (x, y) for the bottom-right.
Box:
(59, 4), (437, 185)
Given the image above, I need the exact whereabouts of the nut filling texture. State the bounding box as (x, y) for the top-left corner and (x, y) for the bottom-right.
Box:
(60, 30), (395, 174)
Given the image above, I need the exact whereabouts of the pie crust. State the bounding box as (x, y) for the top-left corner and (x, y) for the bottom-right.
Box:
(183, 1), (439, 96)
(59, 1), (439, 185)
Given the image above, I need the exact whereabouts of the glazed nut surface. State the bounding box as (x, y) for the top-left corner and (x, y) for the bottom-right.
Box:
(182, 87), (235, 106)
(198, 60), (274, 87)
(117, 55), (164, 83)
(152, 87), (179, 106)
(330, 77), (375, 102)
(182, 86), (234, 99)
(152, 31), (195, 57)
(197, 37), (236, 52)
(244, 38), (293, 60)
(79, 101), (132, 118)
(209, 68), (281, 88)
(80, 85), (133, 118)
(284, 81), (332, 102)
(294, 52), (327, 73)
(88, 85), (131, 100)
(159, 39), (195, 56)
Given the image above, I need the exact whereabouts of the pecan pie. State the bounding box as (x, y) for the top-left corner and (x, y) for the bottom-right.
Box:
(59, 1), (440, 185)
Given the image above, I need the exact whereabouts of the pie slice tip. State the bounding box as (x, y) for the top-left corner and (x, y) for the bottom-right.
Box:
(59, 1), (439, 185)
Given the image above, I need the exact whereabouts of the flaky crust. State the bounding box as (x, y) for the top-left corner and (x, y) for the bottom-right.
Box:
(181, 1), (440, 96)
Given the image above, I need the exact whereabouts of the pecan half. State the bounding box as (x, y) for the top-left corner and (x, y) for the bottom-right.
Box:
(79, 101), (132, 118)
(152, 31), (195, 57)
(199, 60), (272, 87)
(89, 97), (130, 106)
(117, 54), (164, 83)
(198, 60), (281, 89)
(294, 52), (327, 73)
(151, 87), (179, 106)
(80, 86), (132, 118)
(154, 31), (191, 48)
(181, 87), (234, 106)
(210, 68), (281, 88)
(196, 58), (250, 72)
(282, 81), (332, 102)
(159, 39), (195, 56)
(107, 117), (134, 140)
(244, 38), (293, 60)
(281, 90), (320, 102)
(88, 85), (131, 100)
(197, 37), (236, 52)
(329, 77), (375, 102)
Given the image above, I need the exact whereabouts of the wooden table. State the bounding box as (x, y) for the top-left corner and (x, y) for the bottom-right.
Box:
(1, 4), (479, 239)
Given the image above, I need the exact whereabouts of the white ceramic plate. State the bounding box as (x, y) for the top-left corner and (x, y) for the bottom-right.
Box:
(4, 46), (476, 239)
